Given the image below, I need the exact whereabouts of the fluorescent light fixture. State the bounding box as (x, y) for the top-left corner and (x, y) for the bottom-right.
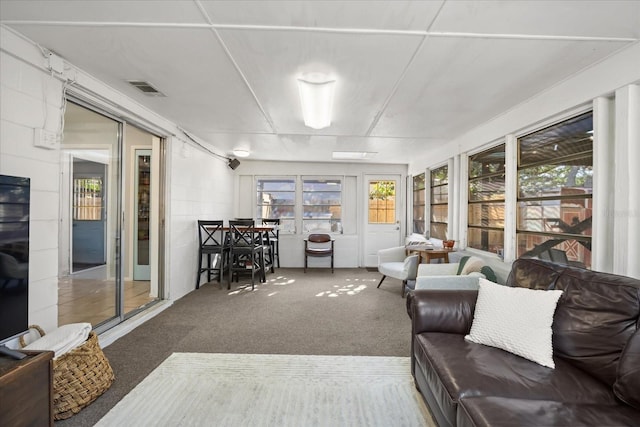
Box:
(297, 73), (336, 129)
(332, 151), (377, 160)
(232, 149), (250, 158)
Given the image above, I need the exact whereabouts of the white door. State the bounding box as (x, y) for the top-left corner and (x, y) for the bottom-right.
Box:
(364, 174), (402, 267)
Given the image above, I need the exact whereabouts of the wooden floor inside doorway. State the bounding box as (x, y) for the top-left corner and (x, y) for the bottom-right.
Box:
(58, 275), (156, 327)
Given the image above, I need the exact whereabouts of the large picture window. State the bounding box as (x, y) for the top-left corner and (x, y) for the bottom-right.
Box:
(430, 165), (448, 240)
(412, 174), (425, 234)
(302, 178), (342, 233)
(517, 112), (593, 268)
(468, 144), (505, 253)
(256, 178), (296, 233)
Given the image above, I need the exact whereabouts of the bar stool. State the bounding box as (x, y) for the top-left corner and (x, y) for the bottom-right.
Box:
(262, 218), (280, 268)
(228, 220), (264, 290)
(196, 220), (229, 289)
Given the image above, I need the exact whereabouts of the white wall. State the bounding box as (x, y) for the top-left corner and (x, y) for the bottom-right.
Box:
(0, 26), (234, 332)
(235, 160), (407, 268)
(408, 43), (640, 173)
(168, 141), (234, 298)
(1, 37), (62, 332)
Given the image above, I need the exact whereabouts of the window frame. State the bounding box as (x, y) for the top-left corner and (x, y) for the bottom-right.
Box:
(412, 173), (426, 234)
(301, 176), (343, 234)
(467, 143), (506, 253)
(72, 177), (103, 221)
(255, 176), (297, 233)
(516, 111), (593, 268)
(429, 165), (448, 240)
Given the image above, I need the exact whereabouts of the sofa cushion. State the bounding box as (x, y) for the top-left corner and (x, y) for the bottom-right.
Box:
(507, 258), (640, 387)
(457, 256), (483, 275)
(479, 265), (497, 282)
(457, 396), (640, 427)
(506, 258), (563, 290)
(614, 328), (640, 409)
(413, 333), (617, 425)
(378, 261), (406, 278)
(465, 279), (563, 368)
(552, 267), (640, 386)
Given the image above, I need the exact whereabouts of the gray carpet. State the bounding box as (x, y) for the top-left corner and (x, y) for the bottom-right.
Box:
(57, 268), (414, 426)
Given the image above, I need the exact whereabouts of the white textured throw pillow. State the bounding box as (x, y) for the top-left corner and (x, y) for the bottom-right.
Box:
(465, 278), (563, 368)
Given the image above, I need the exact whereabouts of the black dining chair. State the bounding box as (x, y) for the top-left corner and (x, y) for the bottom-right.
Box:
(304, 233), (334, 273)
(228, 220), (264, 290)
(262, 218), (280, 268)
(196, 220), (229, 289)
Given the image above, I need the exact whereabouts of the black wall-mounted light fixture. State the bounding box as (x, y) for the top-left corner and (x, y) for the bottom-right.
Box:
(228, 158), (240, 170)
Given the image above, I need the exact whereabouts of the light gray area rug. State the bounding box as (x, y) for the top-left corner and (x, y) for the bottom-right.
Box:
(96, 352), (434, 427)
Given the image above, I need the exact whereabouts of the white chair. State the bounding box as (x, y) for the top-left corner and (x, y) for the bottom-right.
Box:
(376, 247), (419, 297)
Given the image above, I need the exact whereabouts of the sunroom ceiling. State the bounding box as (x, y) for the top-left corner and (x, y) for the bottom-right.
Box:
(1, 1), (638, 164)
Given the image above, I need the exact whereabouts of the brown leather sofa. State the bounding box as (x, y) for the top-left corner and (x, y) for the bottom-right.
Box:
(406, 258), (640, 427)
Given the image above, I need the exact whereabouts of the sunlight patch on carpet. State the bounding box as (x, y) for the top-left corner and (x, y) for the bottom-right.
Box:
(96, 353), (435, 427)
(316, 283), (368, 297)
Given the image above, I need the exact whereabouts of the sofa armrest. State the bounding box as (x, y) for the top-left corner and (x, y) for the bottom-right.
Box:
(406, 289), (478, 335)
(377, 246), (407, 264)
(415, 275), (481, 290)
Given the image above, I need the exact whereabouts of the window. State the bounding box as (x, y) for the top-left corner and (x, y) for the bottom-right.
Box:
(430, 165), (448, 240)
(73, 177), (103, 220)
(256, 178), (296, 233)
(468, 144), (505, 252)
(302, 178), (342, 233)
(368, 180), (395, 224)
(517, 112), (593, 268)
(412, 174), (425, 234)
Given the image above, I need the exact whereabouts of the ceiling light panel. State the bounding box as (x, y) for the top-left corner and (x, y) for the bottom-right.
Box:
(215, 29), (423, 135)
(297, 73), (336, 130)
(332, 151), (377, 160)
(232, 149), (250, 157)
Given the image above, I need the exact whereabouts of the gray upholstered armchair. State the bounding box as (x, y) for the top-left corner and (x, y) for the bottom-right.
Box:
(413, 256), (497, 292)
(376, 246), (419, 297)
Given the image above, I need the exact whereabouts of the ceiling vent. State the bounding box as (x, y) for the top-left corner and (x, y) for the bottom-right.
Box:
(127, 80), (166, 97)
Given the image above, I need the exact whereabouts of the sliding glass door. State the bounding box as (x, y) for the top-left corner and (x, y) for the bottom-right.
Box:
(58, 100), (163, 331)
(59, 101), (122, 328)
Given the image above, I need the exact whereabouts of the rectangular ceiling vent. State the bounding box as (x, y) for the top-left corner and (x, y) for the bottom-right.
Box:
(127, 80), (166, 97)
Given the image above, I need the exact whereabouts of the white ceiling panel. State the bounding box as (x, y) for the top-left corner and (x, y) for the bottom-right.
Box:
(0, 0), (207, 24)
(374, 36), (632, 138)
(203, 132), (442, 163)
(433, 0), (640, 39)
(8, 24), (273, 133)
(218, 28), (424, 135)
(201, 1), (442, 31)
(1, 1), (638, 164)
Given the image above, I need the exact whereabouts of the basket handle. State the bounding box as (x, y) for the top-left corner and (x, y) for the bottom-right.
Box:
(19, 324), (46, 348)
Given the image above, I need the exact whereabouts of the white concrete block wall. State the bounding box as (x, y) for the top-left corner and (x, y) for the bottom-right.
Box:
(168, 140), (234, 300)
(2, 27), (236, 332)
(0, 50), (63, 332)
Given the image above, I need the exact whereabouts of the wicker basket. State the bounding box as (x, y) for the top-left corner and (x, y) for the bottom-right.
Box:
(20, 325), (115, 420)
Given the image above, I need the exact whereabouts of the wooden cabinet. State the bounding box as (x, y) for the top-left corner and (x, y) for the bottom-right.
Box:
(0, 350), (54, 427)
